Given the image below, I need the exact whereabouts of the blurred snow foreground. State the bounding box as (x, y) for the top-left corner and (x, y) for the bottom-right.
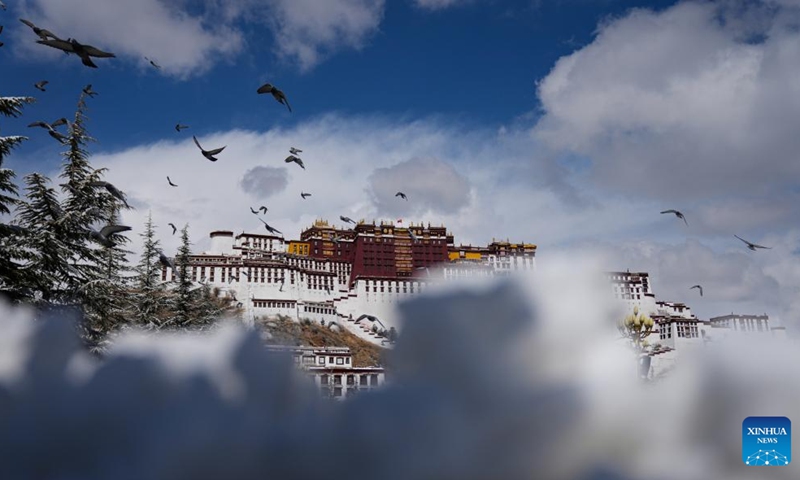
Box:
(0, 253), (798, 479)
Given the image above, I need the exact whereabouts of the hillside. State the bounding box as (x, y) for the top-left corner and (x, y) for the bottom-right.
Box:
(256, 316), (386, 367)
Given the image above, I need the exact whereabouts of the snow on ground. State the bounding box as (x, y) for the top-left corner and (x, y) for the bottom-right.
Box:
(0, 251), (797, 479)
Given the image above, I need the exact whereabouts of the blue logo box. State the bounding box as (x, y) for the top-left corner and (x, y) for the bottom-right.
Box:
(742, 416), (791, 466)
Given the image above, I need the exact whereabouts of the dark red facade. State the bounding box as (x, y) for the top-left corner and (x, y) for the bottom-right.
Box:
(300, 220), (454, 285)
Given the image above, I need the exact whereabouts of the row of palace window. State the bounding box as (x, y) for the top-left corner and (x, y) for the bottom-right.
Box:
(296, 356), (351, 366)
(319, 373), (379, 386)
(253, 300), (296, 309)
(241, 239), (279, 251)
(303, 305), (335, 315)
(659, 323), (700, 339)
(716, 318), (769, 332)
(615, 294), (642, 300)
(365, 282), (427, 294)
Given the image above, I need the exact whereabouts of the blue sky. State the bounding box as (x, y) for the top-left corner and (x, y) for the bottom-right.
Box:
(4, 0), (675, 151)
(2, 0), (800, 327)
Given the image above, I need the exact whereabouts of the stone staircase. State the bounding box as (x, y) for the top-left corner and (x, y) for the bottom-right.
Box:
(335, 313), (387, 346)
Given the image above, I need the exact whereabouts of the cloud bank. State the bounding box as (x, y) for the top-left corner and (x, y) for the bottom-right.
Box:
(1, 263), (798, 479)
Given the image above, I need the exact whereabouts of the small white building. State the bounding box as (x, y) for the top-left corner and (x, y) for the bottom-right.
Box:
(266, 346), (386, 400)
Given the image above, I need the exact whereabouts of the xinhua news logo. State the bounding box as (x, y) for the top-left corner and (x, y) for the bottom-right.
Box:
(742, 416), (791, 466)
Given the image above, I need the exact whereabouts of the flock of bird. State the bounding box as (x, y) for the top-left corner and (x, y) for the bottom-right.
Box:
(659, 209), (772, 298)
(6, 14), (413, 279)
(8, 11), (767, 305)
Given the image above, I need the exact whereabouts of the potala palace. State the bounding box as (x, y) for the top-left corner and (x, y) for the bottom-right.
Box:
(161, 219), (788, 381)
(161, 219), (536, 343)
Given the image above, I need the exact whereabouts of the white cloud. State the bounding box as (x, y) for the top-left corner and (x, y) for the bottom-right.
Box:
(262, 0), (386, 72)
(367, 157), (472, 216)
(239, 166), (289, 199)
(413, 0), (477, 10)
(16, 0), (244, 78)
(13, 0), (386, 75)
(534, 0), (800, 201)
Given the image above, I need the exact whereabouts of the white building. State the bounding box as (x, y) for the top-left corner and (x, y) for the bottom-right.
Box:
(266, 346), (386, 400)
(608, 272), (789, 380)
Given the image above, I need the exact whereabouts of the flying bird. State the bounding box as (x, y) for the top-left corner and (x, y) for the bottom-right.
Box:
(158, 251), (175, 270)
(37, 38), (115, 68)
(289, 147), (302, 155)
(88, 181), (130, 208)
(34, 81), (49, 92)
(409, 230), (419, 243)
(89, 225), (131, 248)
(28, 121), (68, 143)
(355, 314), (378, 324)
(301, 192), (311, 199)
(284, 155), (305, 169)
(660, 209), (688, 225)
(256, 83), (292, 112)
(250, 207), (259, 214)
(259, 218), (282, 236)
(167, 176), (178, 187)
(396, 192), (407, 200)
(145, 57), (161, 69)
(168, 223), (177, 235)
(259, 206), (268, 214)
(240, 270), (250, 280)
(340, 216), (356, 225)
(19, 19), (60, 41)
(51, 117), (69, 128)
(1, 2), (6, 10)
(192, 135), (225, 162)
(690, 285), (703, 297)
(175, 123), (189, 132)
(82, 84), (98, 97)
(734, 235), (771, 251)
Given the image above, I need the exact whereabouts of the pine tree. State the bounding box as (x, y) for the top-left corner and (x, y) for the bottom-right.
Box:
(58, 92), (129, 290)
(79, 206), (133, 350)
(53, 91), (132, 347)
(0, 96), (35, 300)
(130, 212), (169, 328)
(172, 224), (195, 327)
(15, 173), (76, 304)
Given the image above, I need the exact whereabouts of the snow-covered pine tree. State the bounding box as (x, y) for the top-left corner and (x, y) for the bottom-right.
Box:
(192, 283), (238, 329)
(79, 205), (133, 350)
(55, 92), (132, 347)
(0, 96), (35, 301)
(130, 212), (170, 328)
(171, 223), (195, 327)
(15, 173), (77, 304)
